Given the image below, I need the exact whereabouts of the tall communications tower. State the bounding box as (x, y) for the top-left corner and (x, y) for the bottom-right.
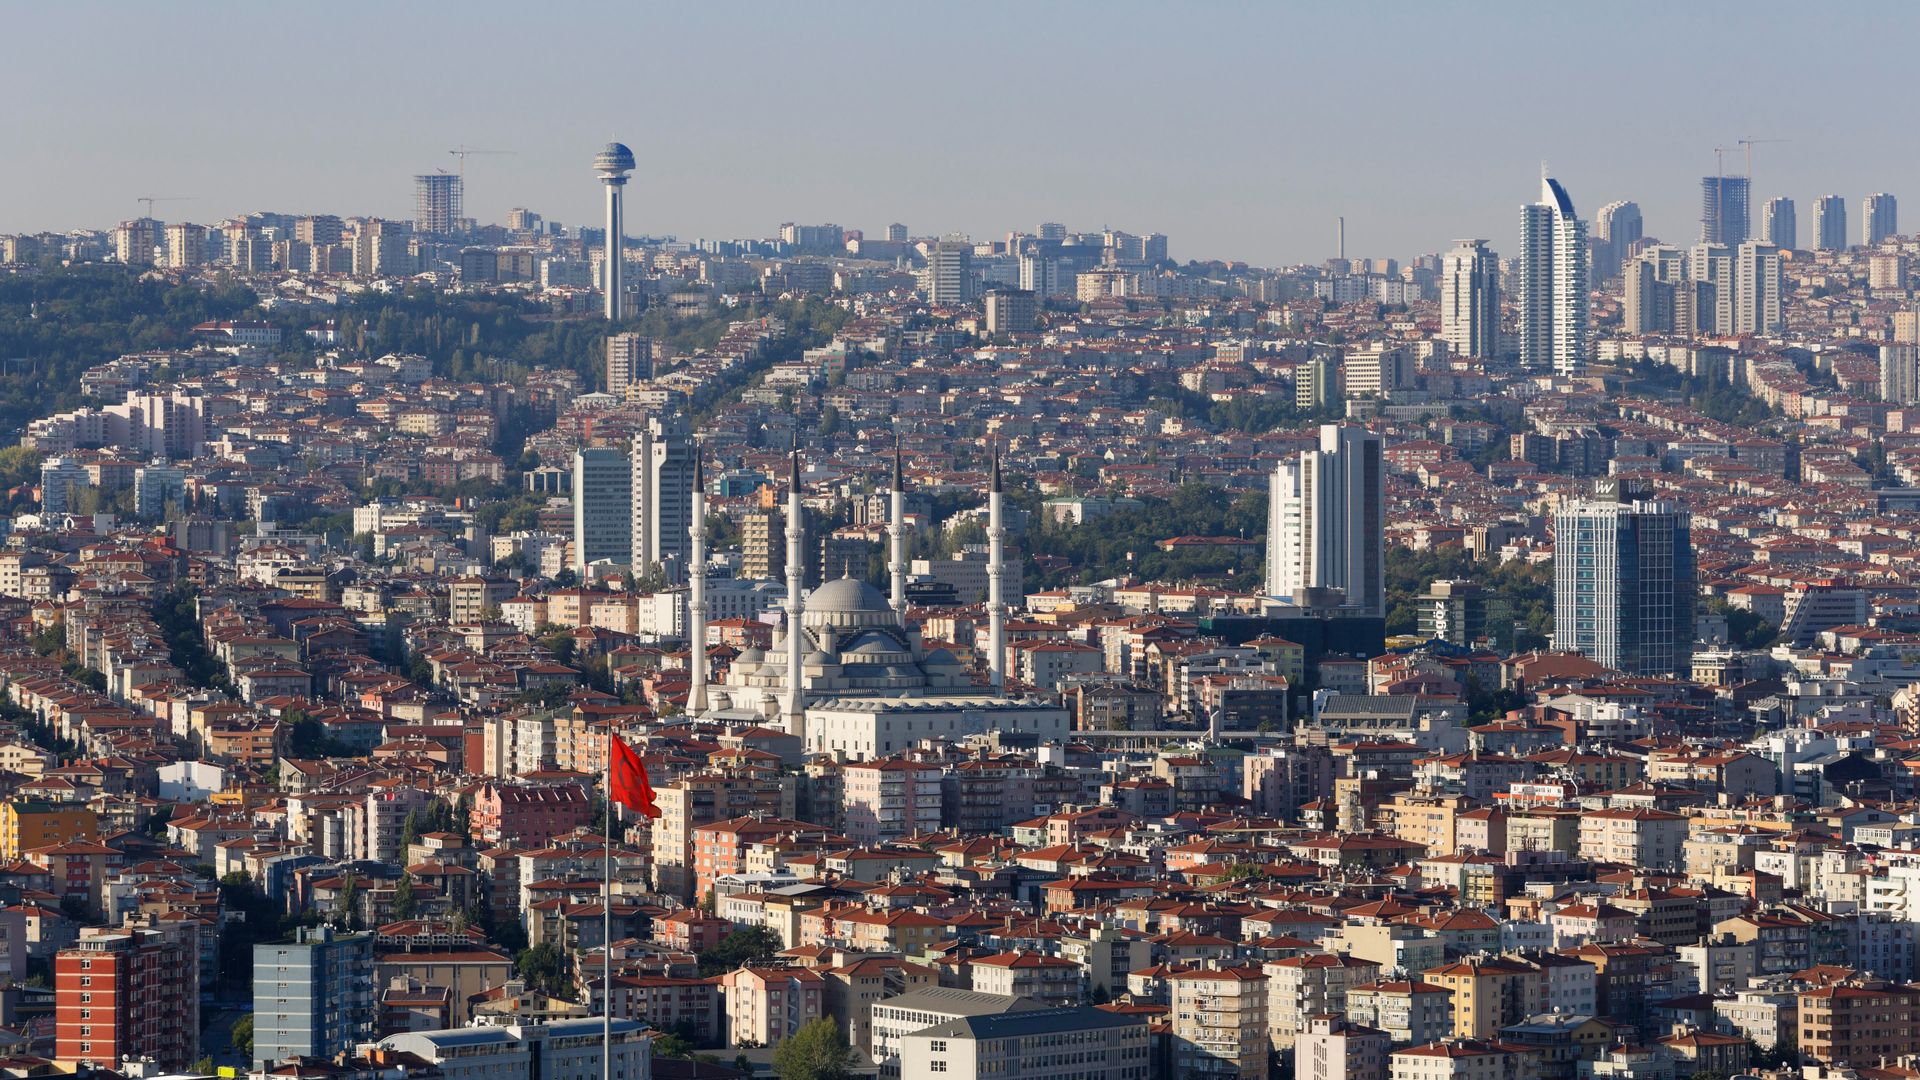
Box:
(594, 142), (635, 321)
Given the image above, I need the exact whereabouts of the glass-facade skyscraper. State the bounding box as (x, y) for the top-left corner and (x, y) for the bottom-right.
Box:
(1553, 479), (1696, 677)
(1700, 175), (1751, 245)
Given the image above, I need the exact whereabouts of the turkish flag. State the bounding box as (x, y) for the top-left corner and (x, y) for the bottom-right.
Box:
(609, 732), (661, 819)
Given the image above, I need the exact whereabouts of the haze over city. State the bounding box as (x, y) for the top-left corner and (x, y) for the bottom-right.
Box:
(15, 5), (1920, 1080)
(9, 1), (1920, 264)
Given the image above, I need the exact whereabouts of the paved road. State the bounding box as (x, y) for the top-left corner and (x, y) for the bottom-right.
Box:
(201, 1005), (250, 1071)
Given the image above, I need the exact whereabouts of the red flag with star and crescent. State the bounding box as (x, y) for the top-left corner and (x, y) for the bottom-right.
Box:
(609, 732), (661, 819)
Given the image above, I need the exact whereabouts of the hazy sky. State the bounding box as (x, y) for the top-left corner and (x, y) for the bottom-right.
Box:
(7, 1), (1920, 266)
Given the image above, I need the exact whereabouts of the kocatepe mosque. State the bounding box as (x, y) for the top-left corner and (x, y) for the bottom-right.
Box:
(705, 575), (1069, 761)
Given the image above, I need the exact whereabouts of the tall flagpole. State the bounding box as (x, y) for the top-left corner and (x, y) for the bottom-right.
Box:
(603, 731), (613, 1080)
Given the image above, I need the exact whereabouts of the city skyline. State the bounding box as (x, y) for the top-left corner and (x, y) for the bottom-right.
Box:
(8, 2), (1920, 265)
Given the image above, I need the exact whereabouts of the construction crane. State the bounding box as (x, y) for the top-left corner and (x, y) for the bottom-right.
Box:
(1738, 137), (1790, 182)
(136, 195), (193, 217)
(448, 146), (514, 181)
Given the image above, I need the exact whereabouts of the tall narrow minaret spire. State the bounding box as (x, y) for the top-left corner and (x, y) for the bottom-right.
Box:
(686, 445), (709, 718)
(888, 437), (908, 624)
(783, 450), (807, 734)
(986, 439), (1007, 694)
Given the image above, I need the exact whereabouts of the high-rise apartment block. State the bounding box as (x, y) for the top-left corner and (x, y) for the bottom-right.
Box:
(251, 927), (376, 1069)
(1624, 242), (1779, 336)
(1735, 242), (1784, 334)
(1295, 355), (1339, 410)
(1170, 966), (1270, 1080)
(927, 239), (976, 304)
(1266, 425), (1384, 616)
(984, 288), (1037, 335)
(132, 461), (185, 519)
(1883, 344), (1920, 405)
(1593, 200), (1642, 280)
(741, 507), (783, 581)
(113, 218), (161, 267)
(571, 445), (632, 572)
(413, 173), (463, 235)
(1520, 176), (1590, 375)
(1624, 245), (1686, 335)
(1815, 195), (1848, 251)
(1865, 193), (1899, 246)
(163, 223), (206, 268)
(1552, 478), (1696, 677)
(631, 413), (695, 576)
(40, 456), (88, 515)
(56, 925), (201, 1070)
(605, 333), (653, 398)
(1700, 175), (1750, 245)
(1440, 239), (1499, 359)
(1762, 196), (1796, 249)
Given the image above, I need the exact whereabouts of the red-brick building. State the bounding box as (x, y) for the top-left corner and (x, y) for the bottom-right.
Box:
(468, 781), (593, 846)
(55, 924), (199, 1069)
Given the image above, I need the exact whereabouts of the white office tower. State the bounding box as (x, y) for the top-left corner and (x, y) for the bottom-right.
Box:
(630, 413), (695, 578)
(571, 446), (632, 572)
(1440, 239), (1500, 359)
(888, 441), (909, 622)
(686, 448), (709, 717)
(1883, 344), (1920, 405)
(986, 446), (1007, 693)
(1815, 195), (1848, 251)
(1866, 193), (1899, 246)
(1593, 200), (1642, 280)
(1264, 425), (1384, 617)
(1762, 197), (1796, 249)
(1520, 175), (1591, 375)
(783, 452), (807, 733)
(593, 142), (635, 321)
(1735, 242), (1784, 334)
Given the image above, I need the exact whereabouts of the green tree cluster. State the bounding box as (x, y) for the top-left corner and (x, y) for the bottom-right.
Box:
(0, 266), (262, 432)
(1383, 546), (1553, 652)
(1026, 484), (1268, 586)
(771, 1018), (858, 1080)
(697, 926), (782, 977)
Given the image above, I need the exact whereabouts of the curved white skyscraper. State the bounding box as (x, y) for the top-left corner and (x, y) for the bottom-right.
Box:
(1520, 175), (1590, 376)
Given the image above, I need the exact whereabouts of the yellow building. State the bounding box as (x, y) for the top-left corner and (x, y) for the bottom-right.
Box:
(1386, 793), (1471, 857)
(0, 802), (99, 859)
(1423, 956), (1543, 1038)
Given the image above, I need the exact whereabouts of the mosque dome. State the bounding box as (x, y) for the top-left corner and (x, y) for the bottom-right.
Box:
(803, 577), (898, 631)
(808, 577), (890, 613)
